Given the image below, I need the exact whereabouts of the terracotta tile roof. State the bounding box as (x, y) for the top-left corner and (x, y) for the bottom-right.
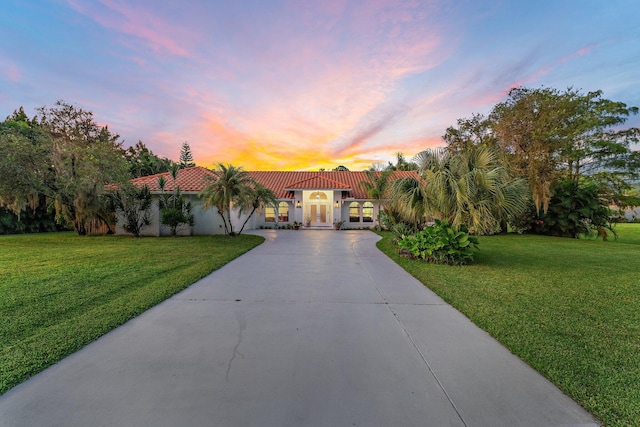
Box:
(131, 167), (419, 200)
(285, 175), (351, 190)
(130, 166), (214, 192)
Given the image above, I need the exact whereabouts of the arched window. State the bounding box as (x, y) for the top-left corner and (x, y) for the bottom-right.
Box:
(309, 191), (328, 200)
(349, 202), (360, 222)
(363, 202), (374, 223)
(265, 205), (276, 222)
(277, 201), (289, 222)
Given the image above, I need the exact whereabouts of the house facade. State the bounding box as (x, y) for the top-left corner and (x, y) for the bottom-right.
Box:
(118, 166), (418, 236)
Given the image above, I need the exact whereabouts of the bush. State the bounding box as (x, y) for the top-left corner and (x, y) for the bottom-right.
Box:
(397, 219), (479, 265)
(515, 179), (614, 238)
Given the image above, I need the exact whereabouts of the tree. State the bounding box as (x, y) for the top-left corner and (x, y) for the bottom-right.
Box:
(333, 165), (350, 171)
(199, 163), (255, 236)
(358, 170), (392, 230)
(443, 113), (497, 153)
(394, 147), (528, 235)
(125, 141), (176, 178)
(108, 182), (153, 237)
(490, 87), (639, 213)
(158, 165), (194, 236)
(179, 141), (196, 168)
(386, 152), (418, 171)
(0, 108), (51, 214)
(238, 183), (278, 234)
(36, 101), (128, 234)
(0, 102), (128, 235)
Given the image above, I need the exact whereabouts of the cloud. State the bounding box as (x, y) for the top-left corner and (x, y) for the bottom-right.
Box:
(65, 0), (192, 56)
(0, 63), (20, 83)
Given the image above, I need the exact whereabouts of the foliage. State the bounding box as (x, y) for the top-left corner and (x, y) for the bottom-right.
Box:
(158, 167), (194, 236)
(0, 102), (128, 235)
(358, 169), (392, 230)
(0, 198), (65, 234)
(0, 108), (52, 213)
(238, 182), (278, 234)
(529, 178), (614, 238)
(397, 219), (479, 265)
(0, 232), (264, 394)
(108, 182), (153, 237)
(376, 226), (640, 427)
(125, 140), (175, 178)
(179, 141), (196, 168)
(395, 146), (528, 235)
(199, 163), (258, 236)
(443, 113), (497, 153)
(490, 87), (639, 213)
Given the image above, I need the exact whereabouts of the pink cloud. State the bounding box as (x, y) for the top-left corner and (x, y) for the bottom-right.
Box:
(1, 63), (20, 82)
(559, 43), (600, 64)
(66, 0), (191, 56)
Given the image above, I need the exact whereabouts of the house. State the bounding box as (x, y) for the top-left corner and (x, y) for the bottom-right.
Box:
(119, 166), (418, 236)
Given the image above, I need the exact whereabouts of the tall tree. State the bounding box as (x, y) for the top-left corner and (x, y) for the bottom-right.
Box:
(0, 108), (51, 214)
(179, 141), (196, 168)
(490, 87), (639, 213)
(37, 101), (128, 234)
(0, 102), (127, 234)
(199, 163), (255, 236)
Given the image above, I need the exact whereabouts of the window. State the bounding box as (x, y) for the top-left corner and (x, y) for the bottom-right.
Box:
(277, 201), (289, 222)
(349, 202), (360, 222)
(309, 191), (328, 200)
(363, 202), (374, 222)
(265, 206), (276, 222)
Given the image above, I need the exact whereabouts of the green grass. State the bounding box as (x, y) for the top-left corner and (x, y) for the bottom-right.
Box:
(0, 232), (263, 394)
(377, 223), (640, 427)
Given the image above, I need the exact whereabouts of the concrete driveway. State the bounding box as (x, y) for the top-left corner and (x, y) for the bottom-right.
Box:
(0, 230), (599, 426)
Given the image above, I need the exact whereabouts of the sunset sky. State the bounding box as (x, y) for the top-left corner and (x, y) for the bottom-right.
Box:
(1, 0), (639, 170)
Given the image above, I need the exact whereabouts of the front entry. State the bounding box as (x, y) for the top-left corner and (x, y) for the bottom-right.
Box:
(309, 203), (327, 225)
(306, 191), (331, 226)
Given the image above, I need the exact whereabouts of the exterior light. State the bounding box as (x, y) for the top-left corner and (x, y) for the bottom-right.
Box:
(335, 201), (339, 207)
(296, 200), (301, 208)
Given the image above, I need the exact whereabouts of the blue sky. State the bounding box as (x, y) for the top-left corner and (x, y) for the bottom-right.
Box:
(1, 0), (638, 170)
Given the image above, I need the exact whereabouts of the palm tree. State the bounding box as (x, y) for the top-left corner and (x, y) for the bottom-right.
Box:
(199, 163), (255, 236)
(394, 146), (528, 235)
(358, 170), (392, 230)
(238, 183), (277, 234)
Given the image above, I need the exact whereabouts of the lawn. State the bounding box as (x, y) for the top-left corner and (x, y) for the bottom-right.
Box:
(0, 232), (263, 395)
(377, 223), (640, 427)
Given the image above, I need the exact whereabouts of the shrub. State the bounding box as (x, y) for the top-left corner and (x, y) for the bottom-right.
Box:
(516, 179), (615, 239)
(397, 219), (479, 265)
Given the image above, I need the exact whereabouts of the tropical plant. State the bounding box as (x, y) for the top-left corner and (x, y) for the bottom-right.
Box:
(397, 219), (479, 265)
(199, 163), (256, 236)
(393, 146), (528, 235)
(238, 182), (277, 234)
(527, 178), (615, 239)
(158, 166), (194, 236)
(359, 170), (392, 230)
(108, 182), (153, 237)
